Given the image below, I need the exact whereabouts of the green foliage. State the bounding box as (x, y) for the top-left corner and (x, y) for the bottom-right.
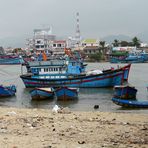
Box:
(99, 41), (105, 48)
(120, 41), (129, 47)
(111, 51), (128, 56)
(88, 53), (103, 62)
(132, 37), (141, 47)
(112, 37), (141, 47)
(112, 39), (119, 47)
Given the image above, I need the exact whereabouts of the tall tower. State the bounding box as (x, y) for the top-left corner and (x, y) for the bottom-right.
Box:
(75, 12), (81, 44)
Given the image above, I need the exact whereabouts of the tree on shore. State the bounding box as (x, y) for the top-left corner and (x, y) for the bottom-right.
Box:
(99, 41), (106, 60)
(99, 41), (105, 48)
(88, 53), (103, 62)
(120, 41), (129, 47)
(132, 37), (141, 47)
(112, 39), (119, 47)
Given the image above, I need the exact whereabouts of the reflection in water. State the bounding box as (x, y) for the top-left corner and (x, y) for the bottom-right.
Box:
(30, 98), (55, 109)
(56, 99), (79, 109)
(79, 88), (113, 94)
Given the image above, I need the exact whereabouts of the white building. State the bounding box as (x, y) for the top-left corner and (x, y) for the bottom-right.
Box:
(34, 28), (56, 53)
(51, 40), (67, 55)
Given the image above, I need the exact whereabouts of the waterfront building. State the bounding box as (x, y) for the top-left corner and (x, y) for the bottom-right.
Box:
(81, 39), (100, 55)
(51, 40), (67, 56)
(34, 27), (56, 53)
(26, 27), (56, 54)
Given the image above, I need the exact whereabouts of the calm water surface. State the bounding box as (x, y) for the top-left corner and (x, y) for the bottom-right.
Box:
(0, 63), (148, 113)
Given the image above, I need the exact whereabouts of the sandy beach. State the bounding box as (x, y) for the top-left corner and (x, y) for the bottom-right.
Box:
(0, 107), (147, 148)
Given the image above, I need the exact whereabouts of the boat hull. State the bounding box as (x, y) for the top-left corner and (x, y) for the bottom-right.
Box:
(122, 64), (131, 81)
(112, 98), (148, 108)
(0, 57), (24, 65)
(0, 85), (16, 97)
(20, 69), (124, 88)
(114, 85), (137, 99)
(55, 87), (78, 101)
(30, 88), (54, 100)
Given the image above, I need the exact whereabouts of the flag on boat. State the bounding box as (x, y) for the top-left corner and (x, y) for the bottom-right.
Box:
(42, 52), (47, 61)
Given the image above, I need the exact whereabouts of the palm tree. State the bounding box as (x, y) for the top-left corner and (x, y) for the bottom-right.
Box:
(99, 41), (106, 60)
(99, 41), (106, 52)
(112, 39), (119, 47)
(99, 41), (105, 48)
(132, 37), (141, 47)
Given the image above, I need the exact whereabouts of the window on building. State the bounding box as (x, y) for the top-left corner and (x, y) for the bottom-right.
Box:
(53, 44), (56, 47)
(37, 40), (41, 44)
(57, 44), (62, 47)
(35, 45), (40, 48)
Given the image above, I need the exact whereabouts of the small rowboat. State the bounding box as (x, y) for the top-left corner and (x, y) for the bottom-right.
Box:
(0, 85), (16, 97)
(114, 85), (137, 100)
(112, 97), (148, 108)
(30, 87), (54, 100)
(55, 87), (78, 101)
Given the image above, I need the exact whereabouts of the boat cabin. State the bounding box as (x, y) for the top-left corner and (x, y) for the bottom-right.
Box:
(26, 58), (85, 79)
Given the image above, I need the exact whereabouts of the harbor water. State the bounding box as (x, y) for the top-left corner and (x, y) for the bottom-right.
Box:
(0, 63), (148, 113)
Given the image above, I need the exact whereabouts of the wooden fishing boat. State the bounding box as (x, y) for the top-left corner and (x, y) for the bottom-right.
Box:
(0, 85), (16, 97)
(20, 50), (131, 88)
(0, 54), (24, 65)
(110, 50), (148, 63)
(112, 97), (148, 108)
(30, 87), (54, 100)
(55, 87), (78, 101)
(114, 85), (137, 100)
(20, 69), (124, 88)
(20, 64), (131, 88)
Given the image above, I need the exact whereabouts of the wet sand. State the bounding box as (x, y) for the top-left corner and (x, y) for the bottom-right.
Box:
(0, 107), (147, 148)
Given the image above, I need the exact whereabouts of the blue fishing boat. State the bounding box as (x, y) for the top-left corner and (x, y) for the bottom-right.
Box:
(114, 85), (137, 100)
(20, 69), (124, 88)
(124, 52), (148, 63)
(109, 51), (128, 63)
(20, 51), (131, 88)
(30, 87), (54, 100)
(55, 87), (78, 101)
(0, 54), (24, 65)
(0, 85), (16, 97)
(20, 62), (131, 88)
(112, 98), (148, 108)
(110, 52), (148, 63)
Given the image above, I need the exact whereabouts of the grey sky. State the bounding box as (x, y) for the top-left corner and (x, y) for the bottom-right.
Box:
(0, 0), (148, 46)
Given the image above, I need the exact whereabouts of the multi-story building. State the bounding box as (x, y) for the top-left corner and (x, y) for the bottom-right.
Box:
(33, 28), (56, 53)
(51, 40), (67, 56)
(81, 39), (100, 55)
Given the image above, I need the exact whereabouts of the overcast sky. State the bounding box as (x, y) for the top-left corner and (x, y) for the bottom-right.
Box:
(0, 0), (148, 46)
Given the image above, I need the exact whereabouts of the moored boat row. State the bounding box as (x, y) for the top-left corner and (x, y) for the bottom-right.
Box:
(30, 86), (79, 101)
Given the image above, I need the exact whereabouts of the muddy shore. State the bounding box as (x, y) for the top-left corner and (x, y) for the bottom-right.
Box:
(0, 107), (147, 148)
